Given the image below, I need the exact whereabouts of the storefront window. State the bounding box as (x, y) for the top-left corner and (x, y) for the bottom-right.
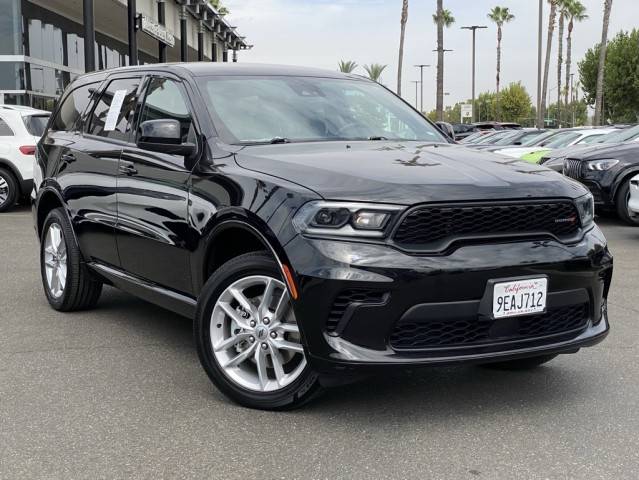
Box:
(28, 18), (64, 65)
(0, 0), (22, 54)
(0, 62), (26, 90)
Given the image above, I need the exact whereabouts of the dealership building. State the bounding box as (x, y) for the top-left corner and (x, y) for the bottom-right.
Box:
(0, 0), (251, 110)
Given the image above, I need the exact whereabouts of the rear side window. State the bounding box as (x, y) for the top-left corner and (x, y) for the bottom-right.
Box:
(0, 117), (14, 136)
(23, 114), (50, 136)
(50, 83), (98, 132)
(138, 77), (194, 142)
(87, 77), (140, 141)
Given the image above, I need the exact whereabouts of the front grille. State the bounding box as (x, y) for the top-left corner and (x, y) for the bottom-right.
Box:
(392, 201), (581, 250)
(327, 290), (388, 334)
(390, 304), (588, 350)
(563, 159), (583, 179)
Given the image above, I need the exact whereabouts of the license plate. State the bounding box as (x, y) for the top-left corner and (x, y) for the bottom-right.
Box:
(492, 278), (547, 319)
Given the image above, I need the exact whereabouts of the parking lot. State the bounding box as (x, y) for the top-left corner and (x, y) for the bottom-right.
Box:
(1, 205), (638, 479)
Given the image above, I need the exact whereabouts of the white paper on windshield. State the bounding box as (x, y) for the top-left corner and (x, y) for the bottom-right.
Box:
(103, 89), (128, 131)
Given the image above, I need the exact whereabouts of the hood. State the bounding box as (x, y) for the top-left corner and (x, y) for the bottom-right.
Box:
(233, 141), (588, 204)
(570, 142), (639, 161)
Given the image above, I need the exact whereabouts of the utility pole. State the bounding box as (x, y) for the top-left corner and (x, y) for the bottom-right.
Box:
(414, 64), (430, 113)
(410, 80), (421, 110)
(536, 0), (543, 128)
(461, 25), (487, 123)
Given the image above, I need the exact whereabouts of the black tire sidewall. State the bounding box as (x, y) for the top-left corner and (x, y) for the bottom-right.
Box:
(194, 252), (320, 410)
(0, 168), (18, 212)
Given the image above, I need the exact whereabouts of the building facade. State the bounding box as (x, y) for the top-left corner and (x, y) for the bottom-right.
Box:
(0, 0), (250, 110)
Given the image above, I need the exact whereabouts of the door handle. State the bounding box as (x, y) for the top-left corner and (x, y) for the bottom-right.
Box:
(119, 162), (138, 176)
(61, 153), (76, 163)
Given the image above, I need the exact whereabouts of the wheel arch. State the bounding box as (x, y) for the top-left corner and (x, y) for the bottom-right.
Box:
(0, 158), (23, 193)
(35, 187), (67, 239)
(611, 166), (639, 203)
(198, 215), (297, 298)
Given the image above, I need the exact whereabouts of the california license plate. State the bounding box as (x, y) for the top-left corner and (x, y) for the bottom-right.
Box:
(492, 278), (547, 319)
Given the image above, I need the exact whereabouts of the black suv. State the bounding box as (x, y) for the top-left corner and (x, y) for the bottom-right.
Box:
(34, 64), (612, 409)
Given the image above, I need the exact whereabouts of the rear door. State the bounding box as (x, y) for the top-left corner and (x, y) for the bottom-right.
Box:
(62, 75), (142, 266)
(115, 74), (197, 294)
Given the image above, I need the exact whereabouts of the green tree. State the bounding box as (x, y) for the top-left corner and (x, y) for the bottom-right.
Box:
(338, 60), (358, 73)
(564, 1), (588, 108)
(476, 91), (498, 122)
(397, 0), (409, 96)
(209, 0), (229, 15)
(363, 64), (388, 83)
(487, 6), (515, 121)
(579, 29), (639, 123)
(499, 82), (533, 123)
(548, 99), (588, 126)
(433, 4), (455, 121)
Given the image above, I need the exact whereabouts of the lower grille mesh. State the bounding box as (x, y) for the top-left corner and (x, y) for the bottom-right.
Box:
(389, 304), (588, 350)
(327, 290), (388, 334)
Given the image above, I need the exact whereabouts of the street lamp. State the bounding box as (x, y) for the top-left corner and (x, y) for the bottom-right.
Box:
(414, 64), (430, 113)
(461, 25), (487, 123)
(410, 80), (421, 110)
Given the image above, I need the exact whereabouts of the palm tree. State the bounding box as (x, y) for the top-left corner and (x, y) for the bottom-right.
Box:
(564, 0), (588, 108)
(556, 0), (571, 126)
(397, 0), (409, 96)
(363, 64), (388, 83)
(487, 6), (515, 121)
(433, 5), (455, 121)
(594, 0), (613, 125)
(540, 0), (559, 125)
(338, 60), (358, 74)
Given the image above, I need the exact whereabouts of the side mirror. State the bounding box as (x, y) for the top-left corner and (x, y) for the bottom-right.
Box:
(137, 119), (197, 156)
(513, 141), (522, 145)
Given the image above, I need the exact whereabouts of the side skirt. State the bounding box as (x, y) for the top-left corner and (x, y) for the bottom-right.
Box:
(88, 262), (196, 319)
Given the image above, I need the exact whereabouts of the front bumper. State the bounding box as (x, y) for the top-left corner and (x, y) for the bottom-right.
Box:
(285, 226), (613, 374)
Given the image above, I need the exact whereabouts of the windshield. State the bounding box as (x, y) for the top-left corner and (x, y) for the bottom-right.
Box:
(23, 114), (50, 136)
(544, 132), (581, 148)
(600, 125), (639, 143)
(578, 133), (607, 145)
(522, 130), (560, 147)
(197, 76), (447, 145)
(476, 131), (513, 144)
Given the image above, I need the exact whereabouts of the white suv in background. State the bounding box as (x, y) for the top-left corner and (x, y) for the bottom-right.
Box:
(0, 105), (50, 212)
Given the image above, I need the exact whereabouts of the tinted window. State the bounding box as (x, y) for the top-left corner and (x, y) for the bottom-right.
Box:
(87, 77), (140, 140)
(198, 76), (446, 144)
(51, 83), (98, 132)
(0, 117), (14, 136)
(23, 114), (51, 136)
(138, 77), (193, 142)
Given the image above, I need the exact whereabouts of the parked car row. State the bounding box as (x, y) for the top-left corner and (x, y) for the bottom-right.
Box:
(461, 124), (639, 225)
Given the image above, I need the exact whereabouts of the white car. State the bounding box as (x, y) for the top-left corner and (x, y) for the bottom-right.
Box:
(0, 105), (50, 212)
(629, 174), (639, 216)
(496, 128), (616, 159)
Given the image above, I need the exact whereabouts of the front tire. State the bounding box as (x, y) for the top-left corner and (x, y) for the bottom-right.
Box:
(0, 168), (18, 212)
(480, 354), (558, 371)
(194, 252), (321, 410)
(616, 178), (639, 226)
(40, 208), (102, 311)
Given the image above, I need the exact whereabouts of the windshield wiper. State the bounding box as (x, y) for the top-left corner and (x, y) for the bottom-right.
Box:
(270, 137), (291, 144)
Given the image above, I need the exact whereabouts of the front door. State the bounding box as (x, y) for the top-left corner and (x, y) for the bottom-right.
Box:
(116, 76), (196, 295)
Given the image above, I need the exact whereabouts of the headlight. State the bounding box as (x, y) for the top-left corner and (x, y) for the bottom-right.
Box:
(292, 201), (405, 238)
(575, 194), (594, 228)
(585, 159), (619, 171)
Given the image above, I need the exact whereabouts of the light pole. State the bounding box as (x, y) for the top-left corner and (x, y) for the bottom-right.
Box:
(410, 80), (421, 110)
(414, 64), (430, 113)
(461, 25), (487, 123)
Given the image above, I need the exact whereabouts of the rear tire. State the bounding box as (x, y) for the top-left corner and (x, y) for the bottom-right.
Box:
(0, 168), (18, 212)
(616, 179), (639, 226)
(480, 354), (558, 371)
(194, 251), (322, 410)
(40, 208), (102, 311)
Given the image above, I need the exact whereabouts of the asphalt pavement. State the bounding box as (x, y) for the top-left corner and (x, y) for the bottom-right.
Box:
(1, 206), (639, 479)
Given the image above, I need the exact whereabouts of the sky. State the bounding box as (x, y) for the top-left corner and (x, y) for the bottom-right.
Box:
(223, 0), (638, 112)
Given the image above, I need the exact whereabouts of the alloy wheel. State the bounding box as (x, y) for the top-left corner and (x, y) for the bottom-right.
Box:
(43, 223), (68, 298)
(0, 176), (8, 205)
(210, 275), (306, 392)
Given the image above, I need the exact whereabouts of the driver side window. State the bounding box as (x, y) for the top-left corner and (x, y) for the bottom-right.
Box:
(138, 77), (194, 143)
